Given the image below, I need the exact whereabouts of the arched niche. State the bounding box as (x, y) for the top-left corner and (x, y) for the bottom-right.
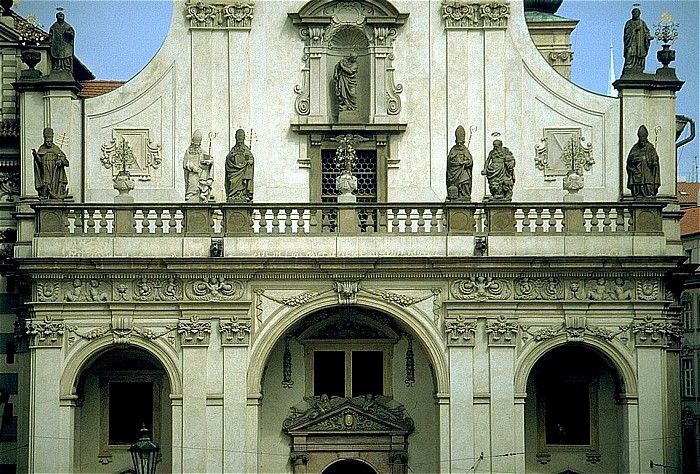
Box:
(289, 0), (408, 124)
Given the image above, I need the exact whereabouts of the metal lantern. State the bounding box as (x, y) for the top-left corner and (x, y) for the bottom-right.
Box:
(129, 424), (160, 474)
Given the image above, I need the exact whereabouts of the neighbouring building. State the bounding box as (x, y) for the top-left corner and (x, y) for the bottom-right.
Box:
(0, 0), (690, 472)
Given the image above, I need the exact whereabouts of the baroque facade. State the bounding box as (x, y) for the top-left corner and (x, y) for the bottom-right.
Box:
(0, 0), (690, 473)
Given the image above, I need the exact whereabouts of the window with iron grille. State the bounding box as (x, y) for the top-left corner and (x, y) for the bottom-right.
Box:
(321, 149), (377, 202)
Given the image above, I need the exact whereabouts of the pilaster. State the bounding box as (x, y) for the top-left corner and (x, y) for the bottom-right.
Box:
(489, 344), (516, 473)
(448, 345), (474, 472)
(223, 344), (249, 472)
(181, 342), (208, 472)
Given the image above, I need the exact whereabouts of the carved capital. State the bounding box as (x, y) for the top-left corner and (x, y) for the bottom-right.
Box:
(632, 316), (681, 346)
(178, 315), (211, 346)
(444, 315), (477, 346)
(442, 1), (510, 29)
(185, 1), (254, 29)
(219, 317), (251, 346)
(485, 315), (518, 345)
(27, 316), (64, 347)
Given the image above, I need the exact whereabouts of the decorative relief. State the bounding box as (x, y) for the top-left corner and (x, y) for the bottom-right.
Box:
(100, 130), (162, 181)
(37, 282), (60, 302)
(64, 279), (110, 302)
(185, 1), (254, 29)
(361, 287), (435, 306)
(0, 172), (19, 201)
(134, 278), (181, 301)
(549, 51), (575, 65)
(441, 1), (510, 29)
(219, 316), (251, 346)
(534, 129), (593, 183)
(514, 277), (562, 300)
(637, 279), (660, 301)
(177, 315), (211, 345)
(485, 315), (518, 344)
(451, 276), (511, 301)
(336, 280), (360, 305)
(632, 316), (682, 345)
(444, 315), (477, 345)
(67, 317), (175, 346)
(26, 316), (64, 346)
(584, 277), (633, 300)
(185, 277), (244, 301)
(521, 322), (629, 344)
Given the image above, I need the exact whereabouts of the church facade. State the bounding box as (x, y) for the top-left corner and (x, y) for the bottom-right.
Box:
(0, 0), (689, 472)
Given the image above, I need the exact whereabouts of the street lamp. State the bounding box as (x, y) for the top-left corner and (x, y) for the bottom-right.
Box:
(129, 424), (160, 474)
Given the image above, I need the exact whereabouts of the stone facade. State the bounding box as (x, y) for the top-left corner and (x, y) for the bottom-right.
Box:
(0, 0), (688, 473)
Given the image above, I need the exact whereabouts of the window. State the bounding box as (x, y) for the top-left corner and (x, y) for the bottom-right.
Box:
(100, 372), (162, 453)
(683, 298), (693, 330)
(308, 346), (391, 398)
(683, 359), (695, 397)
(321, 149), (377, 203)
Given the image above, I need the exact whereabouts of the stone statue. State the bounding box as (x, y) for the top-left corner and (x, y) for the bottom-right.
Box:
(225, 129), (254, 202)
(48, 11), (74, 74)
(623, 7), (652, 73)
(334, 53), (358, 112)
(626, 125), (660, 198)
(446, 125), (473, 201)
(482, 139), (515, 201)
(32, 127), (69, 200)
(183, 130), (214, 202)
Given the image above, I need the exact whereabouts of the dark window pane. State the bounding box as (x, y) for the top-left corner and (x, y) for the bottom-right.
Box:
(109, 381), (152, 445)
(351, 351), (383, 397)
(314, 351), (345, 397)
(544, 381), (590, 445)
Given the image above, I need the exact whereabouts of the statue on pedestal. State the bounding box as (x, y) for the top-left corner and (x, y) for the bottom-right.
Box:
(482, 139), (515, 201)
(183, 130), (214, 202)
(623, 7), (652, 73)
(446, 125), (473, 201)
(334, 53), (359, 122)
(32, 127), (69, 200)
(225, 129), (254, 202)
(626, 125), (660, 198)
(48, 11), (75, 76)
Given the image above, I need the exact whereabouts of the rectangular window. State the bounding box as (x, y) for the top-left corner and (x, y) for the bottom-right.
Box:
(543, 381), (591, 445)
(683, 299), (693, 330)
(309, 346), (390, 398)
(683, 359), (695, 397)
(321, 149), (377, 203)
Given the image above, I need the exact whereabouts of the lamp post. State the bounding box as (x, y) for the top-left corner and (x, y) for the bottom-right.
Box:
(129, 424), (160, 474)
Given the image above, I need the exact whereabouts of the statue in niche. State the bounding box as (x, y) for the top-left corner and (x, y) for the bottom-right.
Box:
(482, 139), (515, 201)
(32, 127), (69, 200)
(334, 53), (359, 121)
(623, 7), (652, 73)
(183, 130), (214, 202)
(48, 11), (75, 75)
(446, 125), (473, 202)
(225, 129), (254, 202)
(626, 125), (660, 198)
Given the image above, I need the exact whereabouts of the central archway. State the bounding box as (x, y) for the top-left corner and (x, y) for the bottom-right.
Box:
(323, 459), (378, 474)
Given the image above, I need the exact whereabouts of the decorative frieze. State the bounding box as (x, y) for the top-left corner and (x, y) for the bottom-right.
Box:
(184, 277), (244, 301)
(134, 278), (181, 301)
(64, 279), (110, 302)
(451, 276), (511, 301)
(521, 322), (629, 344)
(442, 1), (510, 29)
(219, 316), (251, 346)
(26, 316), (64, 347)
(514, 277), (562, 300)
(185, 1), (254, 29)
(67, 317), (175, 346)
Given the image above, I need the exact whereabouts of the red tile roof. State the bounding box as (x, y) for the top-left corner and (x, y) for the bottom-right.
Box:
(681, 206), (700, 237)
(79, 80), (125, 98)
(678, 182), (700, 206)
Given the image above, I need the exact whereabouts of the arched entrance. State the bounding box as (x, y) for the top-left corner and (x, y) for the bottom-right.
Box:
(524, 344), (624, 472)
(258, 305), (439, 474)
(73, 347), (172, 472)
(323, 458), (378, 474)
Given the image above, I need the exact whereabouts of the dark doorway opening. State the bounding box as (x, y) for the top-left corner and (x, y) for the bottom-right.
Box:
(322, 459), (378, 474)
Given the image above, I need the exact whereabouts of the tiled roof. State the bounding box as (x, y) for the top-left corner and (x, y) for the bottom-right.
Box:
(79, 80), (125, 98)
(681, 206), (700, 237)
(678, 182), (700, 206)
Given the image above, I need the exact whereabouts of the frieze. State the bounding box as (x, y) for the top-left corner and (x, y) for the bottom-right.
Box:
(520, 322), (630, 344)
(444, 316), (477, 346)
(514, 277), (562, 300)
(451, 276), (512, 301)
(26, 316), (64, 347)
(219, 316), (251, 346)
(184, 277), (244, 301)
(178, 315), (211, 346)
(442, 1), (510, 29)
(134, 278), (181, 301)
(64, 278), (110, 302)
(185, 1), (254, 29)
(637, 279), (660, 301)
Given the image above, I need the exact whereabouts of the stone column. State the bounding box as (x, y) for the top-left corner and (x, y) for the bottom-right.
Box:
(170, 394), (183, 473)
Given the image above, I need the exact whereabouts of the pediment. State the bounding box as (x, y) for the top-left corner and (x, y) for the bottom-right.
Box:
(283, 395), (414, 434)
(290, 0), (408, 26)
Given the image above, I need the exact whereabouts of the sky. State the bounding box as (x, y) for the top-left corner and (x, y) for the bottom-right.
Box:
(14, 0), (700, 180)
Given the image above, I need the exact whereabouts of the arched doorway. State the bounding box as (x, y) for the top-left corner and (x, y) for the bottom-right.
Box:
(258, 305), (439, 474)
(524, 344), (624, 472)
(73, 347), (172, 472)
(323, 458), (378, 474)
